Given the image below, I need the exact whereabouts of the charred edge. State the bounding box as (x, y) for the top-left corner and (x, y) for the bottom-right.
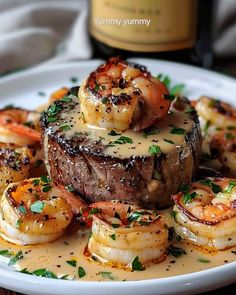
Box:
(5, 183), (22, 209)
(213, 101), (233, 117)
(110, 93), (132, 105)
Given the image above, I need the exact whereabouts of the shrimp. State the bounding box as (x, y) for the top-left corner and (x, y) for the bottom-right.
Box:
(87, 201), (168, 268)
(79, 57), (169, 132)
(172, 177), (236, 251)
(0, 143), (35, 194)
(195, 96), (236, 131)
(210, 130), (236, 176)
(0, 108), (41, 145)
(0, 177), (73, 245)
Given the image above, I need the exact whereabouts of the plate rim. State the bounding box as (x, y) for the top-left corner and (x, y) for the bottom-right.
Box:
(0, 58), (235, 292)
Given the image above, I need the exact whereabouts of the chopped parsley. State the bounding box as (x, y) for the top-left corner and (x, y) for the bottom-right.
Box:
(148, 144), (161, 155)
(47, 104), (62, 123)
(61, 96), (72, 103)
(169, 246), (186, 258)
(30, 201), (45, 213)
(109, 234), (116, 240)
(198, 258), (210, 263)
(170, 127), (186, 135)
(32, 179), (40, 186)
(163, 94), (175, 101)
(0, 250), (13, 257)
(18, 205), (26, 215)
(170, 84), (185, 96)
(223, 180), (236, 193)
(200, 179), (222, 194)
(108, 136), (133, 147)
(131, 256), (145, 271)
(183, 192), (197, 203)
(111, 224), (120, 228)
(170, 210), (177, 220)
(31, 268), (57, 279)
(156, 74), (185, 95)
(66, 260), (77, 267)
(128, 211), (144, 223)
(179, 183), (190, 194)
(144, 127), (160, 138)
(60, 124), (71, 132)
(78, 266), (86, 278)
(8, 250), (23, 266)
(108, 130), (121, 136)
(101, 97), (109, 104)
(99, 271), (115, 280)
(65, 184), (75, 192)
(163, 138), (174, 144)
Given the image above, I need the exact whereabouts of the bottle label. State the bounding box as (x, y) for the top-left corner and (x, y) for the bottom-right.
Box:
(90, 0), (197, 52)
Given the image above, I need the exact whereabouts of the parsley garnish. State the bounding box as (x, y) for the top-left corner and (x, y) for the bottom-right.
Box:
(101, 97), (109, 104)
(30, 201), (45, 213)
(32, 268), (57, 279)
(108, 136), (133, 147)
(170, 127), (186, 135)
(148, 145), (161, 155)
(169, 246), (186, 258)
(204, 120), (210, 134)
(179, 183), (190, 194)
(183, 192), (197, 203)
(78, 266), (86, 278)
(108, 130), (121, 136)
(132, 256), (145, 271)
(163, 138), (174, 144)
(18, 206), (26, 215)
(8, 251), (23, 266)
(61, 96), (72, 103)
(200, 179), (222, 194)
(144, 127), (160, 138)
(198, 258), (210, 263)
(66, 260), (77, 267)
(0, 250), (13, 257)
(223, 181), (236, 193)
(99, 271), (115, 280)
(60, 124), (71, 131)
(65, 184), (75, 192)
(109, 234), (116, 240)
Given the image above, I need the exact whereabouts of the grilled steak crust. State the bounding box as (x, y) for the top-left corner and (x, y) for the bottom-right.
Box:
(41, 93), (202, 208)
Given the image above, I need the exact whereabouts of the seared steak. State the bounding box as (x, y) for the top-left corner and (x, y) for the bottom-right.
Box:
(41, 93), (202, 208)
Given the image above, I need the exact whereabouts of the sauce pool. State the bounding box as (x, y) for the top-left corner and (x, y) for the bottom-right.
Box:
(0, 210), (235, 281)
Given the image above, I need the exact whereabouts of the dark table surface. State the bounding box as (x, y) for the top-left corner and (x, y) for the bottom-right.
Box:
(0, 58), (235, 295)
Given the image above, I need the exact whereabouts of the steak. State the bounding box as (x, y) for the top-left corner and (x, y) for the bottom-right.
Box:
(41, 93), (202, 208)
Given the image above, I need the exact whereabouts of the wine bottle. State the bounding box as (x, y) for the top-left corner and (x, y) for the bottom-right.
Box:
(89, 0), (213, 68)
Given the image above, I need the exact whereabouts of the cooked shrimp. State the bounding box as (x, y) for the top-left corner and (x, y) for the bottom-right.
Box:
(0, 108), (41, 145)
(0, 143), (35, 194)
(87, 201), (168, 268)
(79, 57), (169, 132)
(0, 177), (73, 245)
(195, 96), (236, 131)
(210, 130), (236, 176)
(172, 177), (236, 250)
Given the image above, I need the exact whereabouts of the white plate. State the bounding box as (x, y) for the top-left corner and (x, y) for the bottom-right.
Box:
(0, 59), (236, 295)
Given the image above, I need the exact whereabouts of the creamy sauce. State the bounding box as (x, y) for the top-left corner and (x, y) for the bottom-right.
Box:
(56, 105), (194, 158)
(0, 210), (235, 281)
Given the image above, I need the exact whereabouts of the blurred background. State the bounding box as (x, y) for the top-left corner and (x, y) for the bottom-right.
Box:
(0, 0), (235, 77)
